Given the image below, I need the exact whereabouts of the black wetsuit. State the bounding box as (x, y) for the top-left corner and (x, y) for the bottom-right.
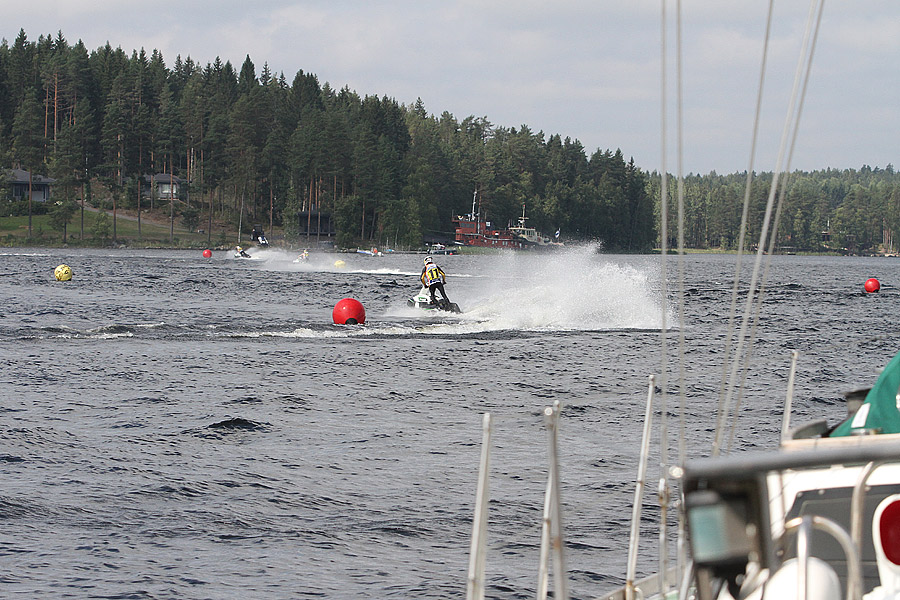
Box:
(421, 264), (449, 304)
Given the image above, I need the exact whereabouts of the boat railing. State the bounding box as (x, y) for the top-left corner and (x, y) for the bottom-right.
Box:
(624, 376), (657, 600)
(849, 460), (885, 600)
(598, 566), (680, 600)
(781, 514), (861, 600)
(781, 350), (801, 441)
(466, 413), (492, 600)
(687, 440), (900, 481)
(681, 441), (900, 600)
(466, 403), (569, 600)
(537, 401), (568, 600)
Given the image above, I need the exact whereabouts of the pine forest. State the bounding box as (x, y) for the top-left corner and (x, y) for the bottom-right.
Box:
(1, 30), (898, 253)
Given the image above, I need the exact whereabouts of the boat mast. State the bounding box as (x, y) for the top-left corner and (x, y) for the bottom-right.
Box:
(472, 187), (481, 236)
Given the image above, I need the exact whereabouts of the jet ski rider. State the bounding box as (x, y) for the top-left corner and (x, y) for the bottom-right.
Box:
(420, 256), (451, 306)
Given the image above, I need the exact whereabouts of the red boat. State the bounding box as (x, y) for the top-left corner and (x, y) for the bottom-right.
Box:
(453, 191), (560, 249)
(453, 213), (528, 249)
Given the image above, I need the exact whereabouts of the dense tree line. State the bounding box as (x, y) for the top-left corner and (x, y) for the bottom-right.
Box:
(652, 166), (900, 253)
(1, 30), (895, 252)
(0, 30), (654, 250)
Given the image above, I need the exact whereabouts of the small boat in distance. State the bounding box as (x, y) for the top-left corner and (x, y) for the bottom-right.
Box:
(507, 204), (562, 248)
(428, 243), (459, 255)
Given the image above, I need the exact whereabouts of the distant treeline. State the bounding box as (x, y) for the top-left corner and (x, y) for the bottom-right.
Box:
(0, 30), (896, 251)
(651, 166), (900, 253)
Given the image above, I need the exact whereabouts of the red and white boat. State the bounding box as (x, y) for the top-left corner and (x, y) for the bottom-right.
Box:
(452, 213), (528, 249)
(453, 191), (560, 249)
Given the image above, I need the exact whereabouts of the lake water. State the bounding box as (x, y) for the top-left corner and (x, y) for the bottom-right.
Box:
(2, 246), (899, 599)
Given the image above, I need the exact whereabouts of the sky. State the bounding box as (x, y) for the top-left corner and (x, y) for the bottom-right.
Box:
(6, 1), (899, 175)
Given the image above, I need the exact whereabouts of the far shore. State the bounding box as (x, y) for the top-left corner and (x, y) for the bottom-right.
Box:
(0, 209), (874, 257)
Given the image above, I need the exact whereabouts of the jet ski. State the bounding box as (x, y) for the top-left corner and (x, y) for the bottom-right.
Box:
(234, 245), (252, 259)
(250, 226), (269, 247)
(407, 287), (461, 313)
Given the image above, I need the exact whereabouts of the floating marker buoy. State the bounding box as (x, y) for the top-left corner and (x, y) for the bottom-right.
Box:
(333, 298), (366, 325)
(865, 278), (881, 293)
(202, 249), (212, 259)
(334, 260), (346, 268)
(54, 264), (72, 281)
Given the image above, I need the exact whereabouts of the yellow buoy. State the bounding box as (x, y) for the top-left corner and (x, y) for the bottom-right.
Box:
(54, 264), (73, 281)
(334, 260), (346, 268)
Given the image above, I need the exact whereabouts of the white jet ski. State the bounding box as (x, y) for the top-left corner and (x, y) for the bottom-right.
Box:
(251, 226), (269, 247)
(407, 287), (461, 313)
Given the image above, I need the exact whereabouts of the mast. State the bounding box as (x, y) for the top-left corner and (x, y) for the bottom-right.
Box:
(472, 187), (481, 235)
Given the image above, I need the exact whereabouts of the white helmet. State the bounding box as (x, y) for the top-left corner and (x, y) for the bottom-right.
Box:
(424, 256), (433, 265)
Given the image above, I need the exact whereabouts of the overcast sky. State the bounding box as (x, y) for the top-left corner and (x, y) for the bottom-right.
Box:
(7, 1), (899, 175)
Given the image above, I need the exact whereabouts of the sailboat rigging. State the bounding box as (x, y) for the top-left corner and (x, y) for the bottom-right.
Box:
(464, 2), (900, 599)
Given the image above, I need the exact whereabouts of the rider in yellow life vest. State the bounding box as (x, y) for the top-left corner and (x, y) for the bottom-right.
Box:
(420, 256), (451, 305)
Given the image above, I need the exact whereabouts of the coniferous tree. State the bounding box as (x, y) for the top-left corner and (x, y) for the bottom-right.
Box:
(48, 197), (77, 242)
(0, 39), (13, 136)
(157, 82), (184, 241)
(11, 91), (44, 236)
(10, 27), (899, 253)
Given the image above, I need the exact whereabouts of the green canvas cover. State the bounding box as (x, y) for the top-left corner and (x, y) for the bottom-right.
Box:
(832, 350), (900, 436)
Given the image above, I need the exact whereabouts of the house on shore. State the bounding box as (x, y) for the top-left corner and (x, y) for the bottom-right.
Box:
(4, 168), (56, 202)
(142, 173), (184, 200)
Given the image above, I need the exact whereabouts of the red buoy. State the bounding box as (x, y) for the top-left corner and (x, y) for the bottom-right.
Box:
(865, 278), (881, 293)
(202, 249), (212, 259)
(333, 298), (366, 325)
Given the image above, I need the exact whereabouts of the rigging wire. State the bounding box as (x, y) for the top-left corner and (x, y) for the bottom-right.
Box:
(727, 0), (826, 452)
(715, 0), (826, 455)
(674, 0), (687, 477)
(656, 0), (671, 594)
(672, 0), (688, 588)
(656, 0), (687, 593)
(713, 0), (776, 455)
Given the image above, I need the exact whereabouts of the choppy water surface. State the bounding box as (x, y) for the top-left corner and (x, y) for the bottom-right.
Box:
(2, 246), (900, 599)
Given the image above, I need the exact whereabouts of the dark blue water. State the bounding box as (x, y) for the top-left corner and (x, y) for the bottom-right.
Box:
(2, 246), (899, 599)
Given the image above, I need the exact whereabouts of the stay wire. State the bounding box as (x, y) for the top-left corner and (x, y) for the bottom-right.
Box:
(715, 0), (824, 456)
(656, 0), (688, 592)
(713, 0), (774, 455)
(673, 0), (688, 588)
(727, 0), (826, 452)
(658, 0), (669, 481)
(674, 0), (687, 474)
(657, 0), (673, 593)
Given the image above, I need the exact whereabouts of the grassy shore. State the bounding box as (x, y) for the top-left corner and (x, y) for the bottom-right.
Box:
(0, 208), (254, 249)
(0, 211), (851, 255)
